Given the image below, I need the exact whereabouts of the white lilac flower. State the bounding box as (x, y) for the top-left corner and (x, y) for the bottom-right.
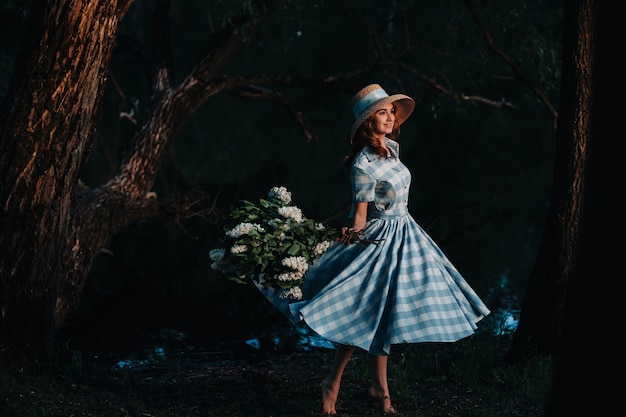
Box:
(280, 286), (303, 300)
(276, 270), (304, 282)
(209, 248), (226, 261)
(313, 241), (331, 256)
(278, 206), (304, 223)
(226, 222), (265, 238)
(230, 244), (248, 254)
(281, 256), (308, 272)
(268, 186), (292, 204)
(213, 188), (344, 301)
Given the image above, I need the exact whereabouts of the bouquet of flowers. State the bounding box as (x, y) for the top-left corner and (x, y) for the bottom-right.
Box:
(209, 186), (340, 300)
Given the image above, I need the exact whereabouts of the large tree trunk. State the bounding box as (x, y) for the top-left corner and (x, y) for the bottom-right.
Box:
(0, 0), (134, 362)
(545, 2), (623, 415)
(54, 0), (276, 327)
(507, 0), (593, 360)
(0, 0), (276, 364)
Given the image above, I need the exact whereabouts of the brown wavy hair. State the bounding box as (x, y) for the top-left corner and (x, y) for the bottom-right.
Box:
(343, 115), (401, 167)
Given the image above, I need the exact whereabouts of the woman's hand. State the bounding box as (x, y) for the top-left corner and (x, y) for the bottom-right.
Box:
(337, 201), (368, 245)
(337, 227), (359, 245)
(335, 223), (383, 246)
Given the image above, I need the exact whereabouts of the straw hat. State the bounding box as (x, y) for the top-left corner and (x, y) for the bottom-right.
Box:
(350, 84), (415, 142)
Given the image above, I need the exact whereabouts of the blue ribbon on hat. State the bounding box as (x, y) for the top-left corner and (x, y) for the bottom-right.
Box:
(352, 88), (389, 119)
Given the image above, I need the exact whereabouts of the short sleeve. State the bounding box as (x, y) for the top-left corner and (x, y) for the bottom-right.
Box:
(347, 164), (375, 219)
(351, 164), (376, 202)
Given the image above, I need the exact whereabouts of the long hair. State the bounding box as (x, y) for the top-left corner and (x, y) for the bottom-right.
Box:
(343, 115), (401, 167)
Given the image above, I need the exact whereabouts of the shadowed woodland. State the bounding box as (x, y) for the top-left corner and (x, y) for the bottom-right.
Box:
(0, 1), (623, 416)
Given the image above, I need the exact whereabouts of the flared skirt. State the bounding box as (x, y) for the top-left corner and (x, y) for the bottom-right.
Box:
(260, 214), (490, 355)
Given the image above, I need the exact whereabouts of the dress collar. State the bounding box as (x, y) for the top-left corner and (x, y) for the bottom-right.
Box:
(361, 138), (399, 161)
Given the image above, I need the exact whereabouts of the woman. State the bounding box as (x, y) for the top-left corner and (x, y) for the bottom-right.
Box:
(265, 84), (490, 415)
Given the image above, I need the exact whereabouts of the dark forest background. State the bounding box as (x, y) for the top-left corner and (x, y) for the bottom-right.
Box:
(4, 2), (624, 415)
(0, 0), (562, 347)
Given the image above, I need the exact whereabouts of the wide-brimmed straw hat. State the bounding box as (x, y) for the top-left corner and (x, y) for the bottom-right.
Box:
(350, 84), (415, 142)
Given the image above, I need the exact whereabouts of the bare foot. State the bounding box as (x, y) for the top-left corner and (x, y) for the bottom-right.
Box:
(369, 385), (397, 414)
(321, 377), (339, 415)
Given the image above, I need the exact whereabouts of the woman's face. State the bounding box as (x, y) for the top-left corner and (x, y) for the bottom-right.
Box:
(371, 102), (396, 139)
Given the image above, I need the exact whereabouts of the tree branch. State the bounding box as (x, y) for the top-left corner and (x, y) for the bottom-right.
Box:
(150, 0), (173, 96)
(400, 63), (516, 109)
(462, 0), (558, 122)
(234, 85), (317, 142)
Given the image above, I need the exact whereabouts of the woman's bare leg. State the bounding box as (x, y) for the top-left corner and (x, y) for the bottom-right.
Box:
(321, 344), (356, 415)
(369, 355), (397, 414)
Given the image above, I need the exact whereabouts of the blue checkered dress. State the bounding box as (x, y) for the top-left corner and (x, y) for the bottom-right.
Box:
(262, 138), (490, 355)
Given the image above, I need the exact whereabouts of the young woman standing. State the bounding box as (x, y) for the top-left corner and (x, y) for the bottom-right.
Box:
(263, 84), (490, 414)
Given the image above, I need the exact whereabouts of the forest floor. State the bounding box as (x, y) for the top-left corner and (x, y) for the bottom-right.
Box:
(1, 332), (550, 417)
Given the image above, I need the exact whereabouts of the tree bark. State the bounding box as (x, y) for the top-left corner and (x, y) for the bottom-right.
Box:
(55, 0), (277, 326)
(544, 2), (623, 414)
(0, 0), (277, 363)
(0, 0), (134, 362)
(507, 0), (593, 360)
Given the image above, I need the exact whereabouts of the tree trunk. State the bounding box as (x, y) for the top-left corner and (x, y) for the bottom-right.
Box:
(544, 2), (623, 415)
(54, 0), (277, 326)
(0, 0), (277, 364)
(0, 0), (134, 363)
(507, 0), (593, 360)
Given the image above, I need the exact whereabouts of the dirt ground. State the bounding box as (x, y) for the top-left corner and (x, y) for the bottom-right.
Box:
(1, 336), (547, 417)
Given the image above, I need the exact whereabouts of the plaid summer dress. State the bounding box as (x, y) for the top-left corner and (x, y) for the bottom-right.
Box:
(262, 138), (490, 355)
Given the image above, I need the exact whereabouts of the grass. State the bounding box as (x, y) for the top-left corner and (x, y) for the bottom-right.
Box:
(1, 328), (552, 417)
